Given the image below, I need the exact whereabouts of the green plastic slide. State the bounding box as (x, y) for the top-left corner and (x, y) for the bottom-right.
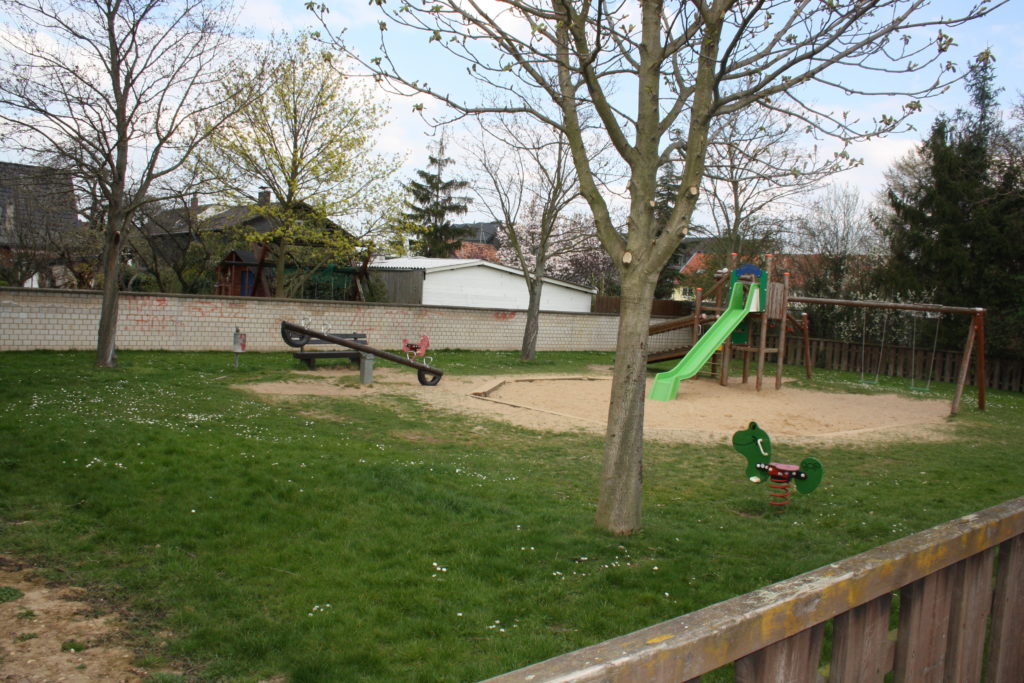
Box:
(648, 282), (761, 401)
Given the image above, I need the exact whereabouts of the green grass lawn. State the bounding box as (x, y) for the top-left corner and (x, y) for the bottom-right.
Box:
(1, 350), (1020, 682)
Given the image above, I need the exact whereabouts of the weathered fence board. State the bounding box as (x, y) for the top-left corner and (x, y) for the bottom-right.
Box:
(894, 566), (954, 682)
(944, 549), (995, 683)
(735, 624), (825, 683)
(829, 594), (892, 683)
(987, 534), (1024, 683)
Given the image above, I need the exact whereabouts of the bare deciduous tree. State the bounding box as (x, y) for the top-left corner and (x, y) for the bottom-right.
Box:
(0, 0), (251, 366)
(463, 114), (601, 359)
(695, 102), (853, 270)
(791, 183), (884, 339)
(793, 184), (879, 274)
(314, 0), (1007, 534)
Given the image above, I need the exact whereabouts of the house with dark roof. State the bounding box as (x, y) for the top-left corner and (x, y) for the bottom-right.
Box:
(0, 162), (78, 287)
(141, 191), (349, 254)
(139, 190), (357, 296)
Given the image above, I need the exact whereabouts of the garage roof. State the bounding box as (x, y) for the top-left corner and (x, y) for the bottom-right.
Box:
(370, 257), (597, 294)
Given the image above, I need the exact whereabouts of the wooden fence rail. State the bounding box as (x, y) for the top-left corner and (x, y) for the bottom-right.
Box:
(594, 295), (692, 317)
(486, 496), (1024, 682)
(781, 337), (1024, 393)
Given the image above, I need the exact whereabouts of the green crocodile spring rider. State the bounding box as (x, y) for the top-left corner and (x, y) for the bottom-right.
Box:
(731, 422), (824, 509)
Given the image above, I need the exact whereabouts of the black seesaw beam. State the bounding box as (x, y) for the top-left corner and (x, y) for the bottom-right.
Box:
(280, 321), (443, 386)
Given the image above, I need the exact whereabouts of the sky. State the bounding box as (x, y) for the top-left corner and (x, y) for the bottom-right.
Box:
(4, 1), (1023, 221)
(238, 0), (1024, 220)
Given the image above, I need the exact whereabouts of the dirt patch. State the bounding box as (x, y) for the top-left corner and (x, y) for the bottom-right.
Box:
(0, 558), (154, 682)
(242, 365), (956, 446)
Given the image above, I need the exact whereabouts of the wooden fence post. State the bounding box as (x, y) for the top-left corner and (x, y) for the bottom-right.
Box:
(944, 549), (996, 683)
(894, 566), (955, 682)
(830, 594), (893, 683)
(987, 535), (1024, 682)
(735, 624), (825, 683)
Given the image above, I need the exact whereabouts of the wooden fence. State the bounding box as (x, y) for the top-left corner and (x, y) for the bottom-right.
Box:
(593, 295), (691, 318)
(780, 337), (1024, 393)
(486, 496), (1024, 682)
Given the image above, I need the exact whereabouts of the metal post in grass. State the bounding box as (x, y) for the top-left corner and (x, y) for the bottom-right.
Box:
(359, 353), (374, 385)
(233, 327), (246, 368)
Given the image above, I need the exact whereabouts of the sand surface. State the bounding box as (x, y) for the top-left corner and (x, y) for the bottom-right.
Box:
(244, 365), (955, 446)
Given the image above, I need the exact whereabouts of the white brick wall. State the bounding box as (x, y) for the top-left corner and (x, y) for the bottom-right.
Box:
(0, 288), (690, 353)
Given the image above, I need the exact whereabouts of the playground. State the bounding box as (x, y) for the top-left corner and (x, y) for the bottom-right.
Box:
(245, 364), (955, 445)
(256, 259), (980, 448)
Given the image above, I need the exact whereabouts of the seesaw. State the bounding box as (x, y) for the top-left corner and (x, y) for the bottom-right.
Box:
(280, 321), (443, 386)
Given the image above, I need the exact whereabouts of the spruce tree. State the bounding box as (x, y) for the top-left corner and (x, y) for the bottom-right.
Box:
(403, 140), (471, 257)
(879, 56), (1024, 355)
(652, 162), (685, 299)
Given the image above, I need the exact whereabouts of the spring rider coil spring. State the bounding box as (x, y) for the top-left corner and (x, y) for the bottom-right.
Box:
(766, 464), (800, 507)
(732, 423), (823, 510)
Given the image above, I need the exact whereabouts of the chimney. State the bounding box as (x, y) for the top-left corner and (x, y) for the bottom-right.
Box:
(190, 194), (199, 211)
(257, 187), (271, 206)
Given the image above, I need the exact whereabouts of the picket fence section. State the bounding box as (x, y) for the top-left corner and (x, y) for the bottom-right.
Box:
(781, 337), (1024, 393)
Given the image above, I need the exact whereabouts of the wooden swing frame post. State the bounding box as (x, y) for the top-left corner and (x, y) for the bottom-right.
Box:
(774, 271), (791, 390)
(801, 312), (812, 380)
(753, 254), (773, 391)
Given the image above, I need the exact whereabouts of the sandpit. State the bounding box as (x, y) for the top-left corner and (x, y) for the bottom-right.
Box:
(243, 365), (956, 446)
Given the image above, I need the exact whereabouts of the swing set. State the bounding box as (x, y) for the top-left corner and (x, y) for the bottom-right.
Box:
(789, 295), (987, 415)
(855, 309), (942, 391)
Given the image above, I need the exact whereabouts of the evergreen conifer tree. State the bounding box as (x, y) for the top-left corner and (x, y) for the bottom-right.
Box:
(652, 162), (686, 299)
(879, 56), (1024, 355)
(403, 140), (471, 257)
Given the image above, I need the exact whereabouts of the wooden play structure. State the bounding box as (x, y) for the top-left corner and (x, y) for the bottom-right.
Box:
(648, 254), (807, 400)
(647, 254), (987, 414)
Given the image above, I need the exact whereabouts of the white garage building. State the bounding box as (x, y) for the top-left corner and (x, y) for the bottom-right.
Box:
(369, 257), (596, 313)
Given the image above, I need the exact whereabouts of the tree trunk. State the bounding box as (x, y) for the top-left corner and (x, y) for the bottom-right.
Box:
(521, 290), (542, 360)
(521, 266), (546, 361)
(595, 271), (657, 535)
(94, 228), (122, 367)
